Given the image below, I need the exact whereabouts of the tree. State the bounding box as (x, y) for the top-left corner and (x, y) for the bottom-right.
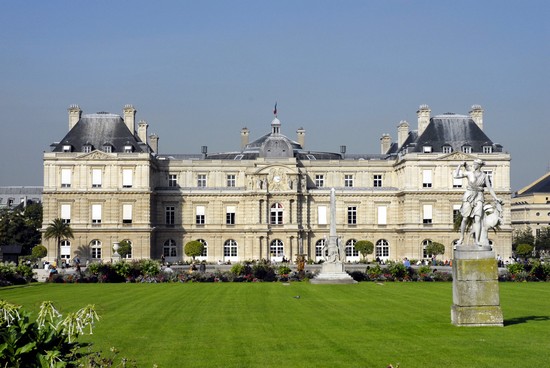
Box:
(513, 227), (535, 250)
(43, 218), (74, 266)
(425, 242), (445, 260)
(535, 226), (550, 252)
(515, 243), (534, 261)
(31, 245), (47, 260)
(184, 240), (204, 261)
(0, 203), (42, 255)
(354, 240), (374, 262)
(117, 239), (132, 258)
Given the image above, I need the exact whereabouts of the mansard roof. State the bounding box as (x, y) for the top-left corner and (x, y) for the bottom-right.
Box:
(390, 113), (500, 154)
(51, 113), (149, 153)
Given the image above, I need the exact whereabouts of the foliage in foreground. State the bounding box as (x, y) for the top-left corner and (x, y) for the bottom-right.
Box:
(0, 300), (114, 367)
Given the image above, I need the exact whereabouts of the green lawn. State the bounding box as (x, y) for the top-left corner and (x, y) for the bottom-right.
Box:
(2, 282), (549, 368)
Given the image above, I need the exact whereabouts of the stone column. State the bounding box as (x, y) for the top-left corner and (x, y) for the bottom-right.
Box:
(451, 246), (503, 326)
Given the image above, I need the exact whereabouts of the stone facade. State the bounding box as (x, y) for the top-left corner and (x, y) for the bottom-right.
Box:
(511, 172), (550, 239)
(42, 104), (512, 264)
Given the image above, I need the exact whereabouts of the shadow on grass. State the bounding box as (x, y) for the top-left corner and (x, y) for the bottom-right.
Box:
(505, 315), (550, 326)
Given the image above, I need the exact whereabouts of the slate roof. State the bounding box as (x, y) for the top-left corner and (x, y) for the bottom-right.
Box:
(51, 113), (149, 153)
(389, 113), (502, 154)
(516, 172), (550, 196)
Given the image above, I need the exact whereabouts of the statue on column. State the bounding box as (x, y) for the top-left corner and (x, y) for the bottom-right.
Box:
(454, 159), (502, 247)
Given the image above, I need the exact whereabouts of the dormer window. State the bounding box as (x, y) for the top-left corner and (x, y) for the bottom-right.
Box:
(462, 145), (472, 154)
(62, 145), (72, 152)
(423, 146), (432, 153)
(83, 144), (93, 153)
(103, 145), (112, 153)
(124, 145), (134, 153)
(483, 146), (493, 153)
(442, 145), (452, 154)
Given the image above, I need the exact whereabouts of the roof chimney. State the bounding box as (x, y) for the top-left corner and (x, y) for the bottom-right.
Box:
(149, 134), (159, 153)
(297, 127), (305, 148)
(380, 134), (392, 154)
(137, 120), (148, 143)
(123, 105), (136, 133)
(417, 104), (431, 136)
(469, 104), (484, 131)
(68, 105), (81, 130)
(397, 120), (409, 148)
(241, 127), (249, 149)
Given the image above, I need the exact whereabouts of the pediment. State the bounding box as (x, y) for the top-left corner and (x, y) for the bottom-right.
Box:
(76, 150), (114, 160)
(439, 151), (475, 161)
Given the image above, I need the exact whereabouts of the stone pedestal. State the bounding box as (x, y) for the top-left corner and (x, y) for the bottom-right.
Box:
(310, 262), (357, 284)
(451, 246), (503, 326)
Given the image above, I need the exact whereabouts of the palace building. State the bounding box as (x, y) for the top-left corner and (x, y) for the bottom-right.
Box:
(42, 104), (512, 264)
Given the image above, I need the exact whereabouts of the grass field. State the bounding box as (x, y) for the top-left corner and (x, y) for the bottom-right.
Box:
(1, 282), (549, 368)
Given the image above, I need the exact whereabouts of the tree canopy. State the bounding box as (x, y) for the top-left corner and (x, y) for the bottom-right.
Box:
(354, 240), (374, 261)
(0, 203), (42, 255)
(425, 242), (445, 258)
(184, 240), (204, 260)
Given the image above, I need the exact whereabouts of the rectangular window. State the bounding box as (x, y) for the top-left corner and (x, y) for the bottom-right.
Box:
(197, 174), (207, 187)
(423, 204), (433, 224)
(226, 206), (236, 225)
(122, 169), (133, 188)
(373, 174), (382, 188)
(103, 145), (112, 153)
(165, 206), (175, 225)
(484, 170), (494, 185)
(422, 170), (432, 188)
(347, 206), (357, 225)
(318, 206), (327, 225)
(92, 204), (102, 224)
(453, 174), (463, 188)
(61, 204), (71, 224)
(423, 146), (432, 153)
(483, 146), (493, 153)
(344, 174), (354, 188)
(168, 174), (177, 187)
(196, 206), (205, 225)
(62, 145), (71, 152)
(83, 145), (92, 153)
(92, 169), (102, 188)
(61, 169), (71, 188)
(377, 206), (387, 225)
(315, 175), (325, 188)
(462, 146), (472, 154)
(122, 204), (132, 224)
(443, 146), (452, 154)
(453, 204), (461, 223)
(226, 174), (236, 187)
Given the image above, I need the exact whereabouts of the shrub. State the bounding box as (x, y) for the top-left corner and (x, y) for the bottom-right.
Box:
(507, 263), (525, 276)
(230, 263), (246, 276)
(348, 270), (365, 282)
(366, 264), (383, 279)
(31, 245), (47, 260)
(252, 262), (276, 281)
(529, 261), (550, 281)
(277, 265), (291, 275)
(386, 262), (407, 279)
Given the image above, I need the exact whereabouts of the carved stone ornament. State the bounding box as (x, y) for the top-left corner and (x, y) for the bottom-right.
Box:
(77, 151), (112, 160)
(268, 168), (288, 191)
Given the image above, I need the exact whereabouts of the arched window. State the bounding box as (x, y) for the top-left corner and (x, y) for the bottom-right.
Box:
(163, 239), (177, 257)
(375, 239), (389, 258)
(345, 239), (359, 257)
(422, 239), (432, 259)
(197, 239), (208, 257)
(121, 239), (132, 259)
(224, 239), (238, 257)
(60, 240), (71, 264)
(315, 239), (327, 258)
(270, 203), (284, 225)
(90, 240), (102, 259)
(270, 239), (284, 258)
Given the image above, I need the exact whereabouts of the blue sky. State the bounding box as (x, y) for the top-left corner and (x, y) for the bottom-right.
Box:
(0, 0), (548, 191)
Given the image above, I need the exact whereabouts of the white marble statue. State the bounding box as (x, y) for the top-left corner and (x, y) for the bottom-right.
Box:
(454, 159), (502, 247)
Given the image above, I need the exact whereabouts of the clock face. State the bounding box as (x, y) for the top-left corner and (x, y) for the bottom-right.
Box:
(274, 176), (281, 183)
